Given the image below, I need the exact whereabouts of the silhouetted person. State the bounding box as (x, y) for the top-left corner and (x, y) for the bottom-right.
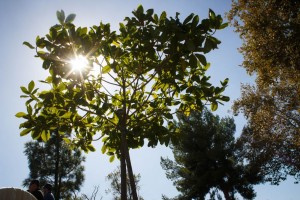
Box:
(43, 183), (55, 200)
(28, 179), (44, 200)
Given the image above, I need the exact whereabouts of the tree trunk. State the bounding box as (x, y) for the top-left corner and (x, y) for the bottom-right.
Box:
(54, 129), (61, 200)
(125, 142), (138, 200)
(120, 113), (127, 200)
(57, 174), (62, 200)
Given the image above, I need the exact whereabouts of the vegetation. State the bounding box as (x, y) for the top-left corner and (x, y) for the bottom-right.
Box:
(228, 0), (300, 184)
(161, 108), (261, 200)
(23, 132), (85, 199)
(17, 6), (229, 199)
(106, 167), (144, 200)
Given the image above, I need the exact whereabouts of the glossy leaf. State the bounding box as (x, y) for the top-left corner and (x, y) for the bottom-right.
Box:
(56, 10), (65, 25)
(21, 86), (29, 94)
(28, 80), (35, 93)
(209, 9), (216, 21)
(15, 112), (27, 118)
(65, 13), (76, 23)
(183, 13), (194, 25)
(109, 155), (115, 163)
(102, 65), (111, 74)
(41, 130), (50, 142)
(211, 102), (218, 111)
(20, 128), (31, 136)
(61, 112), (72, 119)
(87, 144), (96, 152)
(23, 41), (35, 49)
(195, 54), (207, 66)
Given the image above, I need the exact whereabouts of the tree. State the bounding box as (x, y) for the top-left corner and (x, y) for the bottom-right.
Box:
(227, 0), (300, 183)
(161, 108), (261, 200)
(17, 6), (229, 199)
(106, 167), (144, 200)
(23, 133), (85, 199)
(76, 186), (103, 200)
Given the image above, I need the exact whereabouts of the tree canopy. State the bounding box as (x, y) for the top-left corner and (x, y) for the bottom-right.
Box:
(17, 6), (229, 199)
(23, 133), (85, 199)
(161, 108), (260, 200)
(228, 0), (300, 184)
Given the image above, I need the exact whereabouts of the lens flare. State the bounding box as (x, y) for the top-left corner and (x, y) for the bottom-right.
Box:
(70, 55), (88, 72)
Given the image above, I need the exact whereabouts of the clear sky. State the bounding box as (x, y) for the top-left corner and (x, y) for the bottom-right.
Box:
(0, 0), (298, 199)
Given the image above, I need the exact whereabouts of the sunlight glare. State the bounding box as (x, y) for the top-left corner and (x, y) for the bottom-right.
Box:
(70, 55), (88, 72)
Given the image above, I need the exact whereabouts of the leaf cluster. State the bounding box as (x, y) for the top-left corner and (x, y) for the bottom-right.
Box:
(18, 6), (229, 160)
(228, 0), (300, 184)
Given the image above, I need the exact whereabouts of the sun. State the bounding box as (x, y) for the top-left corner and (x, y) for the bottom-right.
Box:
(70, 55), (88, 72)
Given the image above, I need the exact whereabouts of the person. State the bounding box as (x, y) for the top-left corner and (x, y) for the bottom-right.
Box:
(28, 179), (44, 200)
(43, 183), (55, 200)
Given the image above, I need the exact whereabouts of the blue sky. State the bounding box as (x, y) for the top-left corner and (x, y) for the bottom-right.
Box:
(0, 0), (298, 199)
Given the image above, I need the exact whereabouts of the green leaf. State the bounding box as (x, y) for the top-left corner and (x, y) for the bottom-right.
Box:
(31, 131), (40, 140)
(87, 144), (96, 152)
(28, 81), (35, 93)
(183, 13), (194, 25)
(160, 11), (167, 22)
(220, 22), (229, 29)
(27, 105), (33, 115)
(186, 40), (195, 51)
(20, 128), (31, 136)
(65, 13), (76, 23)
(101, 144), (107, 154)
(23, 41), (35, 49)
(15, 112), (27, 118)
(153, 14), (158, 23)
(41, 130), (50, 142)
(61, 112), (72, 119)
(102, 65), (111, 74)
(136, 4), (144, 15)
(189, 54), (197, 67)
(56, 10), (65, 25)
(211, 102), (218, 111)
(195, 54), (207, 66)
(220, 96), (230, 102)
(164, 113), (173, 119)
(221, 78), (229, 86)
(109, 155), (115, 162)
(21, 86), (29, 94)
(209, 9), (216, 21)
(191, 15), (199, 27)
(63, 138), (71, 144)
(79, 27), (88, 35)
(146, 8), (154, 16)
(37, 51), (48, 60)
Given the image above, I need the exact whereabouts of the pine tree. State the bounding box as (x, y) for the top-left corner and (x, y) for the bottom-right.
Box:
(161, 108), (261, 200)
(23, 132), (85, 199)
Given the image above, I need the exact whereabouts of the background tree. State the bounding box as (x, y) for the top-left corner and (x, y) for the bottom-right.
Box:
(161, 107), (261, 200)
(23, 133), (85, 199)
(227, 0), (300, 183)
(75, 186), (103, 200)
(17, 6), (229, 199)
(105, 166), (144, 200)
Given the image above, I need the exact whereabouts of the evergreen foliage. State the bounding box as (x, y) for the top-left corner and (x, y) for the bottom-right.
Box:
(23, 133), (85, 199)
(161, 108), (261, 200)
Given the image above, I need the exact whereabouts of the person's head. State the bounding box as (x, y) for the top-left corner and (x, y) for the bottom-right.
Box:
(28, 180), (40, 192)
(43, 183), (52, 194)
